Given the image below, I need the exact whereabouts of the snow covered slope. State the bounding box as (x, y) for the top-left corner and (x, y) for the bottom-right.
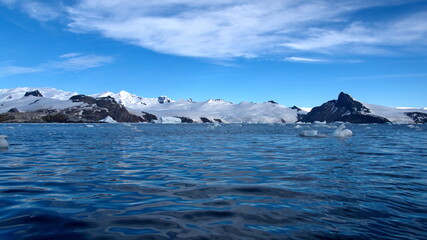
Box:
(364, 103), (427, 124)
(1, 87), (426, 124)
(0, 87), (78, 102)
(90, 90), (300, 123)
(0, 96), (82, 113)
(127, 99), (300, 123)
(91, 91), (172, 106)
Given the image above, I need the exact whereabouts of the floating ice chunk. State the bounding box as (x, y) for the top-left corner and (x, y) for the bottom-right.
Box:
(299, 130), (327, 137)
(407, 125), (416, 128)
(207, 122), (221, 129)
(294, 125), (302, 129)
(299, 130), (318, 137)
(314, 121), (327, 125)
(331, 124), (353, 137)
(0, 135), (9, 148)
(86, 124), (94, 128)
(100, 116), (117, 123)
(156, 117), (182, 124)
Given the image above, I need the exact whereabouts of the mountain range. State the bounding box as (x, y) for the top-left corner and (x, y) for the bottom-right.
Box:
(0, 87), (426, 124)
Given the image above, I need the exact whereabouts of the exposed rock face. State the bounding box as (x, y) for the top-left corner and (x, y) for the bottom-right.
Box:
(302, 92), (390, 123)
(141, 112), (157, 123)
(68, 95), (144, 122)
(291, 106), (302, 111)
(8, 108), (19, 113)
(158, 96), (171, 104)
(70, 95), (97, 104)
(0, 95), (145, 123)
(200, 117), (213, 123)
(405, 112), (427, 123)
(214, 119), (223, 123)
(24, 90), (43, 97)
(268, 100), (278, 104)
(176, 116), (195, 123)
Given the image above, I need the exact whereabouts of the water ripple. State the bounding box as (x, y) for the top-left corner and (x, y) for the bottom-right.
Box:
(0, 123), (426, 239)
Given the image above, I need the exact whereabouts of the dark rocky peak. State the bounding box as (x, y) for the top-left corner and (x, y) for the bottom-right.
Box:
(405, 112), (427, 123)
(8, 108), (19, 113)
(336, 92), (370, 113)
(69, 95), (97, 104)
(268, 100), (278, 104)
(302, 92), (389, 124)
(158, 96), (171, 104)
(291, 106), (302, 111)
(200, 117), (212, 123)
(175, 116), (195, 123)
(24, 90), (43, 97)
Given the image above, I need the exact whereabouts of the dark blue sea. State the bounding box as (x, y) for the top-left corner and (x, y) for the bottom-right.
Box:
(0, 123), (426, 240)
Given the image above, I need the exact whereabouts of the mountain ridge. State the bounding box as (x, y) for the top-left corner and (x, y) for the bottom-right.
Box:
(0, 87), (426, 124)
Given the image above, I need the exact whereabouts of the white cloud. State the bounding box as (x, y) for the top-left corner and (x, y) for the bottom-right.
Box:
(285, 57), (328, 63)
(59, 53), (83, 58)
(53, 54), (113, 71)
(62, 0), (427, 59)
(0, 65), (43, 77)
(0, 54), (113, 78)
(0, 0), (60, 21)
(3, 0), (427, 59)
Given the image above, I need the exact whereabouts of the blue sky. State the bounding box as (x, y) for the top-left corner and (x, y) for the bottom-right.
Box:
(1, 0), (427, 107)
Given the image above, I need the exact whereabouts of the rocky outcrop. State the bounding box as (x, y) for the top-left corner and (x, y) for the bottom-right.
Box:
(200, 117), (213, 123)
(302, 92), (390, 123)
(158, 96), (171, 104)
(68, 95), (144, 122)
(214, 119), (223, 123)
(24, 90), (43, 97)
(291, 106), (302, 111)
(176, 116), (195, 123)
(0, 95), (146, 123)
(141, 112), (157, 123)
(405, 112), (427, 123)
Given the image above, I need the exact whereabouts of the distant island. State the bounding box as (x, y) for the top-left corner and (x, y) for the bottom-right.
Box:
(0, 88), (426, 124)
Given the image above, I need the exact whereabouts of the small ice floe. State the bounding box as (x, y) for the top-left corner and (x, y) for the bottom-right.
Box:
(299, 130), (327, 138)
(314, 121), (327, 125)
(100, 116), (117, 123)
(207, 122), (221, 129)
(407, 125), (416, 129)
(294, 125), (302, 129)
(86, 124), (94, 128)
(331, 124), (353, 137)
(0, 135), (9, 149)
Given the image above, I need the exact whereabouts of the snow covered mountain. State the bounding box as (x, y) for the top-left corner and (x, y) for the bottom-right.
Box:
(0, 87), (78, 102)
(0, 87), (426, 124)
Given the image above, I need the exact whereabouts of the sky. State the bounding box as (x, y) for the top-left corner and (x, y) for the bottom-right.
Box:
(1, 0), (427, 108)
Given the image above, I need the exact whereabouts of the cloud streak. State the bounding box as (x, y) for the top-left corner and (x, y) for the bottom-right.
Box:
(284, 57), (328, 63)
(0, 54), (113, 78)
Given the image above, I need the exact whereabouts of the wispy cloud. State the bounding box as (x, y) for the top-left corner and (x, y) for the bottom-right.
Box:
(284, 57), (328, 63)
(0, 0), (60, 21)
(0, 54), (113, 78)
(0, 65), (43, 77)
(53, 54), (113, 71)
(2, 0), (427, 59)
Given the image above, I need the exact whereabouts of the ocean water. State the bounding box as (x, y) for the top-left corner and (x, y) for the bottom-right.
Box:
(0, 123), (426, 240)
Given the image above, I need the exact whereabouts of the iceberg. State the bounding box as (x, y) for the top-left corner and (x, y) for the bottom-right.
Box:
(100, 116), (117, 123)
(331, 124), (353, 137)
(0, 135), (9, 148)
